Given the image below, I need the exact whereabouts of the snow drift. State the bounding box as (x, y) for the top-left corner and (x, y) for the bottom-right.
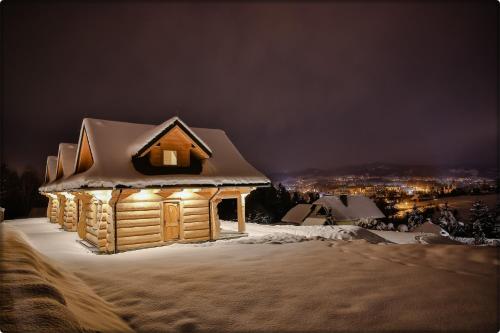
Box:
(0, 225), (133, 333)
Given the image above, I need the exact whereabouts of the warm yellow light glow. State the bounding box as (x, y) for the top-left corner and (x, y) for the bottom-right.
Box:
(178, 190), (192, 199)
(61, 192), (75, 199)
(184, 188), (201, 192)
(133, 189), (159, 200)
(176, 188), (201, 199)
(88, 190), (112, 202)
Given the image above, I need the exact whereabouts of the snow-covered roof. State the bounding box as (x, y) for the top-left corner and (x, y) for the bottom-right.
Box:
(413, 221), (447, 236)
(44, 156), (58, 183)
(56, 143), (78, 180)
(40, 118), (270, 191)
(281, 204), (314, 223)
(282, 196), (384, 224)
(314, 195), (385, 221)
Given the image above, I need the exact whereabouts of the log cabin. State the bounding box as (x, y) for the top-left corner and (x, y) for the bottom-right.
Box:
(40, 117), (270, 253)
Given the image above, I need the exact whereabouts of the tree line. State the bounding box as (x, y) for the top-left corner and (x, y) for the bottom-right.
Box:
(0, 164), (47, 219)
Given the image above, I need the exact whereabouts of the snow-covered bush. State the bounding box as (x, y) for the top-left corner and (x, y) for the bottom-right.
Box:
(398, 224), (409, 232)
(439, 229), (450, 237)
(438, 203), (465, 236)
(354, 218), (378, 229)
(354, 218), (390, 230)
(248, 210), (272, 224)
(469, 201), (494, 242)
(407, 205), (424, 230)
(386, 223), (395, 231)
(472, 219), (486, 245)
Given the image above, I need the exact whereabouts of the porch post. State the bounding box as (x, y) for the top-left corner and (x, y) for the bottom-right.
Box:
(210, 198), (222, 240)
(237, 193), (248, 233)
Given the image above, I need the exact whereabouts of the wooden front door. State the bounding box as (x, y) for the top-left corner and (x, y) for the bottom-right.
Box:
(163, 202), (180, 241)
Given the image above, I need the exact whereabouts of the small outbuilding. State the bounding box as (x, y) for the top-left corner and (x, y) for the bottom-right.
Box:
(282, 195), (385, 225)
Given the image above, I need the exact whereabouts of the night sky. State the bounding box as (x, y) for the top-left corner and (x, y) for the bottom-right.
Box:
(3, 1), (498, 176)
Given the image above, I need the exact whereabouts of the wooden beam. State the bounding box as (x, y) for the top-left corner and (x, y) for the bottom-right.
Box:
(237, 193), (248, 233)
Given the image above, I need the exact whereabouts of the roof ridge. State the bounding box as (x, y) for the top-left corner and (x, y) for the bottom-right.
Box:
(82, 116), (224, 132)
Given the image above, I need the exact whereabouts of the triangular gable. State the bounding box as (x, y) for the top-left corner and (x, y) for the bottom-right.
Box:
(56, 149), (63, 180)
(44, 156), (58, 183)
(74, 125), (95, 174)
(132, 117), (212, 159)
(55, 143), (77, 180)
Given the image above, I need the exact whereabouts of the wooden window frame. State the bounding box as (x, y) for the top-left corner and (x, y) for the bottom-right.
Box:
(162, 150), (178, 166)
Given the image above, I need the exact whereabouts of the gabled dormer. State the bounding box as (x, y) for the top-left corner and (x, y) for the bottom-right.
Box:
(131, 117), (212, 175)
(74, 124), (95, 174)
(55, 143), (78, 180)
(44, 156), (58, 184)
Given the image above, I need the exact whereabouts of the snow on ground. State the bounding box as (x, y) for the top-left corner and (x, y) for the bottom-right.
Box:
(215, 220), (362, 244)
(4, 218), (94, 261)
(451, 237), (500, 246)
(217, 220), (448, 245)
(3, 218), (499, 333)
(0, 223), (133, 333)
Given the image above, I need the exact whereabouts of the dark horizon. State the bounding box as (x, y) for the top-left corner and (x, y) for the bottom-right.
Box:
(3, 1), (498, 177)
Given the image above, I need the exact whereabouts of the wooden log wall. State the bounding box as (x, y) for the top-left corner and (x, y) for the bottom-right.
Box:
(115, 191), (163, 252)
(83, 199), (109, 252)
(56, 195), (66, 226)
(63, 198), (77, 231)
(49, 197), (59, 223)
(182, 198), (210, 242)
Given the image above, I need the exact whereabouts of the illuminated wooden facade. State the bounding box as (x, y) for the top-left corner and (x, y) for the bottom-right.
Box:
(40, 117), (269, 253)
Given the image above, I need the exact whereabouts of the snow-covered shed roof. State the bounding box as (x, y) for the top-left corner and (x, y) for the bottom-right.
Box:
(40, 117), (270, 191)
(314, 195), (385, 221)
(44, 156), (58, 183)
(413, 221), (448, 236)
(281, 204), (314, 223)
(55, 143), (78, 180)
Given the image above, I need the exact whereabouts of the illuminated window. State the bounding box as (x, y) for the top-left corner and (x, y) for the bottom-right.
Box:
(163, 150), (177, 166)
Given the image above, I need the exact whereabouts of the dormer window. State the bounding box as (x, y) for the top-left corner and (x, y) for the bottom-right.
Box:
(163, 150), (178, 166)
(132, 119), (211, 175)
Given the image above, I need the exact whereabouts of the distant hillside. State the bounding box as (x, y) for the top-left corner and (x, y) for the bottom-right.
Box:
(269, 162), (497, 181)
